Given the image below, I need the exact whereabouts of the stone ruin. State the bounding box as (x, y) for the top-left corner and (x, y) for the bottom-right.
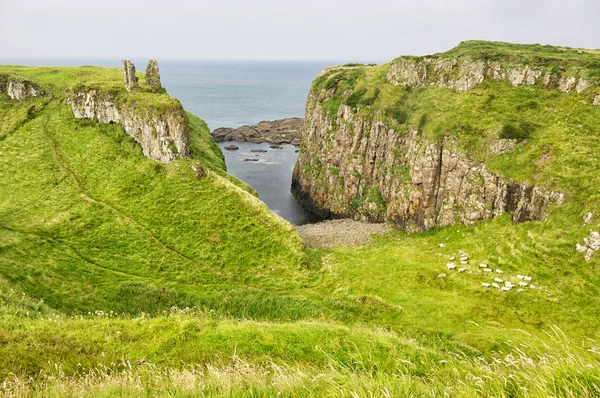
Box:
(121, 59), (163, 93)
(122, 60), (139, 92)
(145, 59), (163, 91)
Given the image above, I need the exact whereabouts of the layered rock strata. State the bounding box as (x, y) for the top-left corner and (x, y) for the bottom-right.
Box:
(67, 88), (190, 163)
(0, 75), (44, 101)
(292, 100), (564, 232)
(387, 57), (600, 104)
(212, 118), (303, 145)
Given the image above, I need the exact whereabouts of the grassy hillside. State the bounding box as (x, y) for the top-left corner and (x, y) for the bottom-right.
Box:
(0, 66), (312, 318)
(1, 49), (599, 397)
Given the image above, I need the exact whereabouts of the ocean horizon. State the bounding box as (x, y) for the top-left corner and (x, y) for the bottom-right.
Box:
(0, 58), (348, 131)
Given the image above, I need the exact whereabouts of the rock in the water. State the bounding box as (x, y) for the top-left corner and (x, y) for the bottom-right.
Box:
(251, 149), (267, 153)
(122, 60), (139, 92)
(244, 158), (259, 162)
(212, 118), (304, 145)
(145, 59), (163, 91)
(224, 145), (240, 150)
(269, 145), (283, 149)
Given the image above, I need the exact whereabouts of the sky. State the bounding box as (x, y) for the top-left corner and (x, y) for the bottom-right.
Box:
(1, 0), (598, 62)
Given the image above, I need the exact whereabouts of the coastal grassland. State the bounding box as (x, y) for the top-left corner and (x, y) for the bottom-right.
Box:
(0, 93), (312, 317)
(0, 64), (180, 113)
(1, 57), (600, 396)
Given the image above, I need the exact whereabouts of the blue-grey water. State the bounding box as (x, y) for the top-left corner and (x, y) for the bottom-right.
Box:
(218, 142), (323, 225)
(0, 58), (333, 224)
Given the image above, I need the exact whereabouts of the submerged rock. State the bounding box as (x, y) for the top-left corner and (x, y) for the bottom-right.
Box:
(224, 145), (240, 150)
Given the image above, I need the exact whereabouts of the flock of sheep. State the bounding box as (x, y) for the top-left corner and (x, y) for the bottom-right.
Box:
(437, 244), (538, 293)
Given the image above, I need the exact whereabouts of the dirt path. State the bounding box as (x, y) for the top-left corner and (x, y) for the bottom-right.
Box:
(296, 219), (392, 248)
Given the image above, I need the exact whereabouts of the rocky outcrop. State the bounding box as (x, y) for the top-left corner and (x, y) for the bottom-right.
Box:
(0, 75), (44, 101)
(145, 59), (163, 91)
(67, 88), (190, 163)
(212, 118), (304, 145)
(386, 57), (598, 104)
(292, 97), (564, 232)
(577, 231), (600, 261)
(122, 60), (139, 92)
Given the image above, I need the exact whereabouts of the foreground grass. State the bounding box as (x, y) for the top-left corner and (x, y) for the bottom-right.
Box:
(0, 308), (598, 397)
(1, 52), (600, 396)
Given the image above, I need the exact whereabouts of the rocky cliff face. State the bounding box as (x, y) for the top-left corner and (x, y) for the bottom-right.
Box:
(292, 94), (564, 232)
(212, 118), (304, 145)
(387, 57), (599, 103)
(0, 75), (44, 101)
(67, 88), (190, 163)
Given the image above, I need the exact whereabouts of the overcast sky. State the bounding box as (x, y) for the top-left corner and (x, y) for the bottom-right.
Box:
(1, 0), (598, 62)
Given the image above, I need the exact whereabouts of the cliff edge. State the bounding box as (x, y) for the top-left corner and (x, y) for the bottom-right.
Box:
(291, 41), (600, 232)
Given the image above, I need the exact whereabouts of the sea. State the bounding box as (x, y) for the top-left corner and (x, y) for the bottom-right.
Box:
(0, 58), (335, 224)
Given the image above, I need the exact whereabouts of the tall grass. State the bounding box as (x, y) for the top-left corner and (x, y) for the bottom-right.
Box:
(2, 326), (598, 397)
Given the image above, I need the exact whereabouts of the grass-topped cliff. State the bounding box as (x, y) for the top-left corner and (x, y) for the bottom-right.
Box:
(1, 47), (600, 397)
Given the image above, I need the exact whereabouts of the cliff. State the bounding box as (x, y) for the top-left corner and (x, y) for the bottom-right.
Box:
(291, 41), (600, 232)
(212, 117), (304, 145)
(0, 75), (45, 101)
(67, 87), (190, 163)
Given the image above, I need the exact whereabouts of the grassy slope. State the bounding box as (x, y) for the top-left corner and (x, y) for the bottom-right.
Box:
(0, 67), (311, 318)
(1, 50), (600, 396)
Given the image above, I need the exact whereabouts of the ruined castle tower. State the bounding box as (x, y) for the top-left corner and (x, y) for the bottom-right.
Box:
(122, 60), (139, 92)
(145, 59), (163, 91)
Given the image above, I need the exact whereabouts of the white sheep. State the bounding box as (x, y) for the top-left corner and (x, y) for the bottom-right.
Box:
(517, 288), (524, 293)
(446, 263), (456, 270)
(438, 273), (446, 278)
(494, 277), (504, 283)
(524, 276), (532, 281)
(501, 286), (511, 292)
(458, 268), (466, 273)
(438, 243), (445, 248)
(482, 282), (491, 287)
(496, 269), (504, 274)
(529, 284), (536, 289)
(517, 275), (525, 280)
(479, 263), (488, 268)
(492, 283), (500, 288)
(449, 256), (456, 261)
(505, 281), (514, 287)
(460, 260), (468, 265)
(483, 268), (493, 273)
(519, 282), (528, 287)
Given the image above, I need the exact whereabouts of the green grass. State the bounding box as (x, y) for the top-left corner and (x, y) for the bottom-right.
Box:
(1, 52), (600, 396)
